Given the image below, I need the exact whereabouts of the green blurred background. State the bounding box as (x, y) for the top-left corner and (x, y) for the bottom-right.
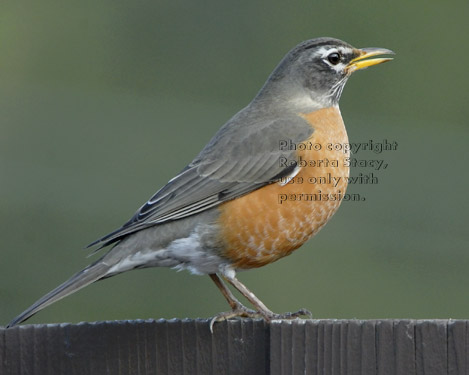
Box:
(1, 0), (468, 326)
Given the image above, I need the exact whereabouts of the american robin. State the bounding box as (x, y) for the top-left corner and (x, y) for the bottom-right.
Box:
(7, 37), (393, 328)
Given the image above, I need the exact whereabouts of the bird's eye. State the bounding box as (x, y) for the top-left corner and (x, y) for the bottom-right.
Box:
(327, 52), (341, 65)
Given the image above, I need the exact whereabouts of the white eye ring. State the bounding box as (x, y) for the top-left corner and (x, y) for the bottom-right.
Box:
(318, 46), (353, 70)
(327, 52), (341, 65)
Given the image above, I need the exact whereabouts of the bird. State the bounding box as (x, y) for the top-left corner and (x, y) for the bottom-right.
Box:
(7, 37), (393, 328)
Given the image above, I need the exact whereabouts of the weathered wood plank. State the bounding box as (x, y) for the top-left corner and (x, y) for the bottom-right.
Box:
(1, 319), (468, 375)
(448, 320), (468, 375)
(269, 320), (467, 375)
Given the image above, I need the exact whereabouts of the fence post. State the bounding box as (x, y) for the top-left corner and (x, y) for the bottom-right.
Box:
(1, 319), (467, 374)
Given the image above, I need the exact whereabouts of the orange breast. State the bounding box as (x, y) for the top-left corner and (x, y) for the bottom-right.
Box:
(218, 107), (350, 269)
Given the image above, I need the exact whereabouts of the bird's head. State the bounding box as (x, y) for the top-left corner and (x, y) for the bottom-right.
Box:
(258, 37), (394, 109)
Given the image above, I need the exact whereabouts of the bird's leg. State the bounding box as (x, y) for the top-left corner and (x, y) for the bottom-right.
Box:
(222, 274), (274, 318)
(209, 274), (246, 310)
(223, 273), (313, 321)
(209, 274), (259, 332)
(209, 272), (312, 331)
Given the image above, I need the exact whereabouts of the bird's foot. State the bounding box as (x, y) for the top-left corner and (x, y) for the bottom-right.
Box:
(266, 308), (313, 320)
(209, 305), (261, 332)
(209, 307), (312, 332)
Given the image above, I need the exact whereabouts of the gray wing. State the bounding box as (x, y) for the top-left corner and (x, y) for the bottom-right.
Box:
(89, 107), (313, 248)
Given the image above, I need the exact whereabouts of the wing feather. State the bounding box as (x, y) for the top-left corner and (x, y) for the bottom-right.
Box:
(88, 108), (313, 249)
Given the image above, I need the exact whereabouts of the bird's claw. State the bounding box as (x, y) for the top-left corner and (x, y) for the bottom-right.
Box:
(209, 307), (312, 332)
(268, 308), (313, 320)
(209, 305), (260, 333)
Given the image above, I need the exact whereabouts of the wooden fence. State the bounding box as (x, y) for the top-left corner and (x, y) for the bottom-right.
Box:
(1, 319), (467, 374)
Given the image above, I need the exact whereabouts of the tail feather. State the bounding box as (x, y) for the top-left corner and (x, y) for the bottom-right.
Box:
(7, 261), (110, 328)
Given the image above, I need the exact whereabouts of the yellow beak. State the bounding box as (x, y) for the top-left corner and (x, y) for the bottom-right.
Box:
(348, 47), (395, 72)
